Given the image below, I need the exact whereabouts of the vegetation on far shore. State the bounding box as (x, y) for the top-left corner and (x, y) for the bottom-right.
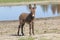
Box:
(0, 0), (47, 3)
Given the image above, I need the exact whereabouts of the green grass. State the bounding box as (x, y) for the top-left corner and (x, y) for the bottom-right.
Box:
(18, 37), (35, 40)
(0, 0), (46, 3)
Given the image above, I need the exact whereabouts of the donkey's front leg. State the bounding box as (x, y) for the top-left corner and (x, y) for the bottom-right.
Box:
(32, 22), (34, 35)
(29, 23), (32, 35)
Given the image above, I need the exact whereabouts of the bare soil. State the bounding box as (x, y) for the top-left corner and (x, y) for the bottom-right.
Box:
(0, 17), (60, 40)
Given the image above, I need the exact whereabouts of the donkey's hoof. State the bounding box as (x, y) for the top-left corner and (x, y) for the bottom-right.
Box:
(17, 34), (19, 36)
(21, 33), (24, 36)
(29, 34), (31, 36)
(33, 34), (35, 35)
(17, 33), (19, 36)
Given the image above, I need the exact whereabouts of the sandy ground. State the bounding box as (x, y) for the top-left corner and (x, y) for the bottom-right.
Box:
(0, 17), (60, 40)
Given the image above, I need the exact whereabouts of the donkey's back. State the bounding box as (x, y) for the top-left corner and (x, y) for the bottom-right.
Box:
(19, 13), (29, 20)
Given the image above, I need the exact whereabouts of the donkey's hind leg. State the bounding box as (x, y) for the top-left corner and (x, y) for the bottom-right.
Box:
(21, 23), (25, 36)
(17, 25), (21, 36)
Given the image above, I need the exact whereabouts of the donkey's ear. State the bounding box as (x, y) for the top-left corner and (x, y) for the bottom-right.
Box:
(34, 4), (36, 8)
(29, 4), (31, 9)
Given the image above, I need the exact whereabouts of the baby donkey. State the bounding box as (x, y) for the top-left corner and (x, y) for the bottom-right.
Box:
(17, 4), (36, 36)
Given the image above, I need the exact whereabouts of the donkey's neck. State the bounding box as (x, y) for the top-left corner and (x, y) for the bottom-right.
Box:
(25, 12), (35, 23)
(29, 12), (35, 17)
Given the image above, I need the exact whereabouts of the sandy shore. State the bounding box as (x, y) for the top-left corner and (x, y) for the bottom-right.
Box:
(0, 17), (60, 40)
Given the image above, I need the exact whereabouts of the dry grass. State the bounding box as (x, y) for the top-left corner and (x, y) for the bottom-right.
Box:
(0, 17), (60, 40)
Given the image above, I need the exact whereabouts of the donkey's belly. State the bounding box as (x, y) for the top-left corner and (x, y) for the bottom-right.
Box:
(25, 19), (31, 23)
(25, 17), (34, 23)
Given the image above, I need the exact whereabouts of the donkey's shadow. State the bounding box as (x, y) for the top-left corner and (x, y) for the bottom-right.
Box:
(10, 34), (23, 36)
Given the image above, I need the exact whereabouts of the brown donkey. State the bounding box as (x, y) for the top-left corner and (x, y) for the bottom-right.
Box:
(17, 4), (36, 36)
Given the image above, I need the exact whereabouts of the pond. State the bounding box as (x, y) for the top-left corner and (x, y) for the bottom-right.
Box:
(0, 5), (60, 21)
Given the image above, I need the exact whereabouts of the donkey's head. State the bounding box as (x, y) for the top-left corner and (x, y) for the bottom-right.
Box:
(29, 4), (36, 17)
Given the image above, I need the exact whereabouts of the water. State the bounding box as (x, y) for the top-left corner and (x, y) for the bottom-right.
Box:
(0, 5), (59, 21)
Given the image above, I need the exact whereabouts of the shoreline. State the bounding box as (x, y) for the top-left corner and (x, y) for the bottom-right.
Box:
(0, 16), (60, 22)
